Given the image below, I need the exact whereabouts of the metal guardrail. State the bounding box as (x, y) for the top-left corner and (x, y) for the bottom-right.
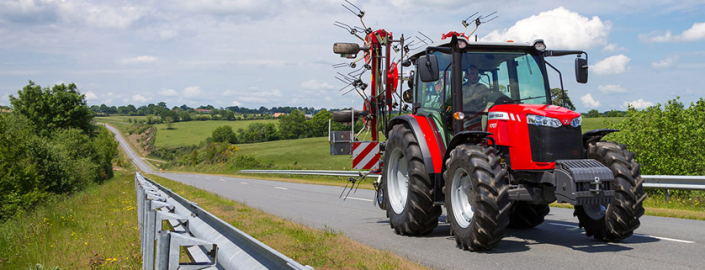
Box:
(135, 172), (313, 270)
(239, 170), (705, 191)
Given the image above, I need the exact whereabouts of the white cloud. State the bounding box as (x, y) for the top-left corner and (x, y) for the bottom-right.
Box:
(602, 43), (626, 52)
(232, 100), (242, 106)
(581, 93), (601, 108)
(481, 7), (610, 49)
(592, 55), (630, 75)
(681, 22), (705, 41)
(159, 89), (178, 96)
(301, 80), (334, 90)
(84, 91), (98, 101)
(639, 22), (705, 43)
(624, 99), (654, 109)
(119, 56), (158, 64)
(598, 84), (628, 94)
(132, 94), (148, 103)
(183, 86), (202, 98)
(651, 55), (679, 69)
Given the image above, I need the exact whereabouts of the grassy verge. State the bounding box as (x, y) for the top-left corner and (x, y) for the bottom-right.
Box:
(550, 193), (705, 221)
(0, 171), (140, 269)
(146, 174), (429, 270)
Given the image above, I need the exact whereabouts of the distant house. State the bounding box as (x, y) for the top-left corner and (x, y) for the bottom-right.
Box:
(195, 108), (211, 113)
(0, 109), (11, 113)
(273, 113), (286, 118)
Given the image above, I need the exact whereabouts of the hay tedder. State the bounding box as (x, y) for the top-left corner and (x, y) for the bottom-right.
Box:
(329, 1), (645, 250)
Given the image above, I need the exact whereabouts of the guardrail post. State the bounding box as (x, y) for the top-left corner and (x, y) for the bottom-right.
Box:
(154, 231), (171, 270)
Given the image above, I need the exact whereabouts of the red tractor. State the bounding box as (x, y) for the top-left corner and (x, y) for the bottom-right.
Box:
(332, 8), (645, 251)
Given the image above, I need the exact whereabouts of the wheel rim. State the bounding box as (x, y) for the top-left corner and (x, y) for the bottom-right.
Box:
(387, 148), (409, 214)
(583, 203), (608, 220)
(451, 167), (474, 229)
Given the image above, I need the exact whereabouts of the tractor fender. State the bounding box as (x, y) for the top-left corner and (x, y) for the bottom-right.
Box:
(582, 129), (619, 149)
(442, 131), (493, 170)
(387, 115), (443, 174)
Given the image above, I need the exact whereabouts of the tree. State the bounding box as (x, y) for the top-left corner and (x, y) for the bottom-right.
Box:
(179, 111), (192, 122)
(159, 109), (179, 124)
(606, 110), (624, 117)
(587, 109), (600, 118)
(157, 101), (167, 108)
(550, 88), (575, 111)
(263, 123), (278, 141)
(278, 109), (308, 139)
(9, 81), (94, 136)
(164, 116), (174, 129)
(212, 125), (237, 144)
(307, 109), (332, 137)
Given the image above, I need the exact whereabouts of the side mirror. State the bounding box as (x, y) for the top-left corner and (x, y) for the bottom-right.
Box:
(417, 55), (439, 82)
(333, 43), (360, 59)
(407, 70), (415, 89)
(575, 58), (588, 84)
(402, 89), (413, 103)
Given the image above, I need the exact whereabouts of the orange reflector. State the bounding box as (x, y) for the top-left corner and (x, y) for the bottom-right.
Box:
(507, 40), (514, 43)
(453, 112), (465, 120)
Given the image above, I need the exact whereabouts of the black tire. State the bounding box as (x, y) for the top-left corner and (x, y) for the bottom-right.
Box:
(382, 124), (441, 235)
(574, 141), (646, 240)
(443, 144), (510, 250)
(507, 202), (550, 229)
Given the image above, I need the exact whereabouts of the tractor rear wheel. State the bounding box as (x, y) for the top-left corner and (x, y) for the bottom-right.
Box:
(382, 124), (441, 235)
(574, 141), (646, 240)
(443, 144), (510, 250)
(507, 202), (550, 229)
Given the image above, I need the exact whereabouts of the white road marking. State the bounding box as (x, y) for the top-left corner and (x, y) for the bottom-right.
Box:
(219, 179), (225, 182)
(275, 187), (288, 190)
(240, 182), (248, 185)
(549, 223), (695, 244)
(633, 234), (695, 244)
(347, 197), (374, 202)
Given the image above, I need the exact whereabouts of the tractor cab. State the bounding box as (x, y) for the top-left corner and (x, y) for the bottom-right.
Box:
(408, 38), (558, 144)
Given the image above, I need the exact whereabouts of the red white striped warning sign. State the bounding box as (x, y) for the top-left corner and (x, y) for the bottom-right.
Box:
(353, 142), (380, 170)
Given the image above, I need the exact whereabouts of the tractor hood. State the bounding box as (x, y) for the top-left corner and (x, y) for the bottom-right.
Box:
(490, 104), (581, 125)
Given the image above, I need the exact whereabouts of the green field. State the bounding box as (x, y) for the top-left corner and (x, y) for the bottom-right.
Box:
(98, 116), (278, 148)
(582, 117), (625, 132)
(152, 120), (277, 148)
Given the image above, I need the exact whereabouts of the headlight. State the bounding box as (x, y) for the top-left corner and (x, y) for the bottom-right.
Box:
(527, 114), (562, 128)
(571, 116), (582, 127)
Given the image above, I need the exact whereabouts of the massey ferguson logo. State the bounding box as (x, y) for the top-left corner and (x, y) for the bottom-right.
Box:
(562, 119), (570, 125)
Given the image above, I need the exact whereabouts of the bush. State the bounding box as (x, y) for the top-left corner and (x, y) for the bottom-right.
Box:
(607, 97), (705, 176)
(212, 125), (238, 144)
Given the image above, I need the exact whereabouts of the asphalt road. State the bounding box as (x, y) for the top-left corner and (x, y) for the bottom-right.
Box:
(110, 127), (705, 270)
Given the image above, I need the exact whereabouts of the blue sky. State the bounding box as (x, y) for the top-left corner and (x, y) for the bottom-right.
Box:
(1, 0), (703, 112)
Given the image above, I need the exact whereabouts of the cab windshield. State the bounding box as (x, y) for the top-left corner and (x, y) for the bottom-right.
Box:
(461, 51), (549, 112)
(415, 50), (549, 131)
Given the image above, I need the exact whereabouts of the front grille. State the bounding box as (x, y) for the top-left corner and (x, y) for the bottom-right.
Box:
(528, 125), (583, 162)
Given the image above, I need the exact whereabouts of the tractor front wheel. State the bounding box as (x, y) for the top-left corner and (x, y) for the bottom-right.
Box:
(574, 141), (646, 240)
(382, 124), (441, 235)
(443, 144), (510, 250)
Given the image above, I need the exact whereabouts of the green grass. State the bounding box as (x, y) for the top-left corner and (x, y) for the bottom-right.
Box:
(582, 117), (625, 131)
(146, 174), (429, 270)
(237, 137), (353, 170)
(152, 119), (277, 148)
(0, 171), (140, 269)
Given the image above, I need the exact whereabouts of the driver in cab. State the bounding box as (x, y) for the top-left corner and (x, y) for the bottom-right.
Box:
(462, 65), (490, 112)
